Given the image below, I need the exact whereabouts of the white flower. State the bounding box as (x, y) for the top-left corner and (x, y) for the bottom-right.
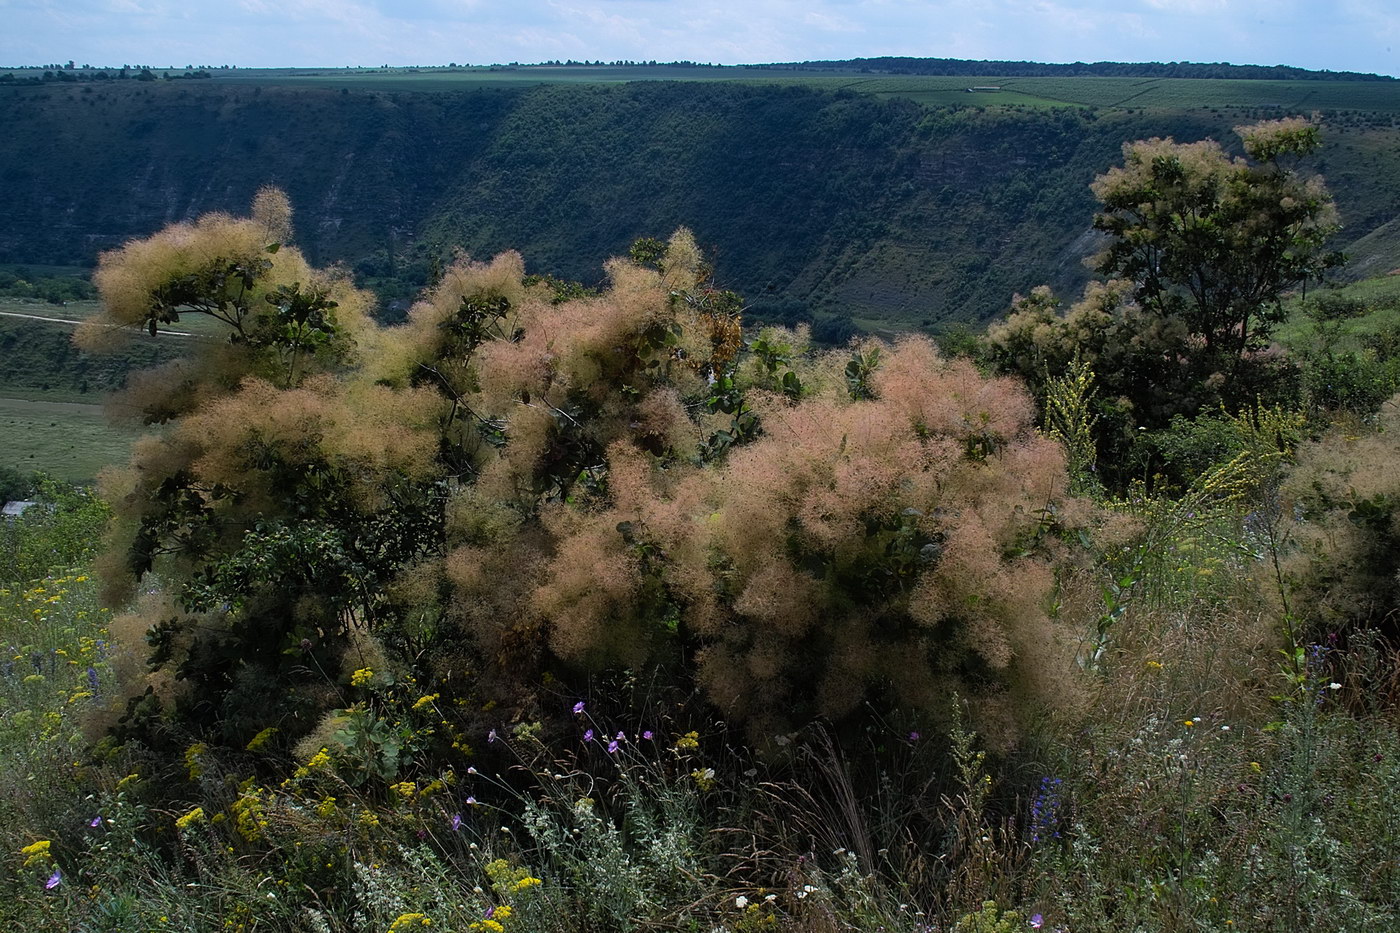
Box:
(1329, 682), (1342, 690)
(735, 896), (749, 909)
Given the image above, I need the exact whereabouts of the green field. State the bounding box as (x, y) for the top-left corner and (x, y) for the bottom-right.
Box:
(224, 70), (1400, 115)
(198, 68), (1400, 115)
(1277, 273), (1400, 351)
(14, 65), (1399, 115)
(0, 395), (145, 482)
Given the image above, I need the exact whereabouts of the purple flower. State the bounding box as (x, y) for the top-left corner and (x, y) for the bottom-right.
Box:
(572, 701), (585, 714)
(487, 729), (498, 744)
(583, 729), (594, 743)
(88, 816), (102, 828)
(466, 796), (477, 806)
(642, 730), (654, 740)
(45, 869), (61, 890)
(908, 731), (921, 742)
(485, 906), (495, 919)
(615, 731), (625, 741)
(1030, 777), (1064, 844)
(607, 741), (619, 753)
(451, 813), (462, 831)
(1030, 914), (1043, 929)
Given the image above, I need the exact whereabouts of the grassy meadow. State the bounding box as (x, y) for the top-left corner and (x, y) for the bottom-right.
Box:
(0, 397), (145, 484)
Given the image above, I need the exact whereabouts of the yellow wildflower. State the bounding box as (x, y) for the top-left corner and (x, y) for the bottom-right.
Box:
(350, 668), (374, 687)
(387, 913), (433, 931)
(412, 693), (439, 711)
(675, 731), (700, 750)
(184, 742), (208, 780)
(21, 840), (52, 867)
(391, 781), (417, 800)
(316, 796), (337, 818)
(245, 727), (279, 752)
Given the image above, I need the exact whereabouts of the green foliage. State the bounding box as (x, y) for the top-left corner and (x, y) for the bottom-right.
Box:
(987, 120), (1339, 490)
(0, 466), (29, 507)
(953, 901), (1023, 933)
(0, 476), (110, 584)
(1041, 356), (1099, 494)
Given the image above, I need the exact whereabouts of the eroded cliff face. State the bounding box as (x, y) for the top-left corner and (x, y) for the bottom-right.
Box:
(2, 80), (1395, 330)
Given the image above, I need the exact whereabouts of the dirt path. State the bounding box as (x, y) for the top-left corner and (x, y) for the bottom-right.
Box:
(0, 309), (196, 337)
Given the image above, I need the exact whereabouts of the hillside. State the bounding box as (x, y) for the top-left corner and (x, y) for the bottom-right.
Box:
(2, 74), (1399, 335)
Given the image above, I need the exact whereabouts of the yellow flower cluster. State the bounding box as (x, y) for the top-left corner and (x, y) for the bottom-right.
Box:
(387, 913), (433, 931)
(484, 858), (544, 896)
(350, 668), (375, 687)
(230, 786), (269, 842)
(674, 731), (700, 750)
(21, 840), (52, 867)
(412, 693), (439, 711)
(293, 747), (334, 780)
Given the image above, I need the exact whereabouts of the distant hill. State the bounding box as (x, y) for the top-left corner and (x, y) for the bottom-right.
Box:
(1, 70), (1398, 337)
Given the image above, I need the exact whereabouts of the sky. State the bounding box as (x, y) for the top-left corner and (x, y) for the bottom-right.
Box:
(2, 0), (1397, 77)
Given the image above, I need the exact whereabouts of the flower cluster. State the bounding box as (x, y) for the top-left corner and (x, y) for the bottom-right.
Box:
(1030, 776), (1063, 845)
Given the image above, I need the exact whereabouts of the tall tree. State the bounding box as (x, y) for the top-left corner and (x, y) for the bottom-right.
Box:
(1091, 117), (1342, 372)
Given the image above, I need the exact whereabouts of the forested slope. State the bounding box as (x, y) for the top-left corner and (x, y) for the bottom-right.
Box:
(3, 79), (1398, 332)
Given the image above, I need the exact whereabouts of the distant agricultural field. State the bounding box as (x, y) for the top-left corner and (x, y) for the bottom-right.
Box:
(47, 65), (1400, 115)
(0, 396), (144, 483)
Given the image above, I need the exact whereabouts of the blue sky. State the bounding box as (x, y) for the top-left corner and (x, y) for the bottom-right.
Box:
(3, 0), (1397, 77)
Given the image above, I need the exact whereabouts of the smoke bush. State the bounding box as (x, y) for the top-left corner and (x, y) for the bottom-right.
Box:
(85, 197), (1088, 748)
